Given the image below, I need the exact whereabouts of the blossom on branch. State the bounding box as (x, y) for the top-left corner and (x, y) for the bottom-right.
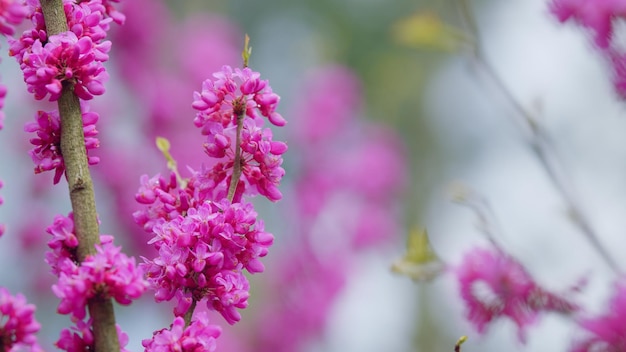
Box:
(0, 0), (28, 37)
(141, 199), (272, 324)
(45, 212), (147, 351)
(56, 319), (130, 352)
(142, 313), (221, 352)
(24, 105), (100, 184)
(19, 31), (109, 101)
(192, 65), (287, 201)
(455, 247), (579, 342)
(0, 287), (42, 352)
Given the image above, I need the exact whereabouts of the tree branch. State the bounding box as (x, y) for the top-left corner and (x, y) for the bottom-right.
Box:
(40, 1), (120, 350)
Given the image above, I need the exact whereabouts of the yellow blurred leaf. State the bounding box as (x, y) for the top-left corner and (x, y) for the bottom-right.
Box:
(155, 136), (186, 188)
(391, 228), (444, 282)
(392, 12), (466, 52)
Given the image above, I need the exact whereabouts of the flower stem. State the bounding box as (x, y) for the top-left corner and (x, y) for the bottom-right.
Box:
(183, 298), (197, 327)
(457, 0), (621, 274)
(227, 112), (245, 202)
(40, 1), (119, 350)
(454, 335), (468, 352)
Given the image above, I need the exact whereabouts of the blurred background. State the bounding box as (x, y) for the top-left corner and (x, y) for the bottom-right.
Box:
(2, 0), (626, 350)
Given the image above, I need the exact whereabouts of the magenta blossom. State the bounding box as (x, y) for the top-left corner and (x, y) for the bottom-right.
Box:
(99, 0), (125, 24)
(10, 0), (114, 62)
(142, 313), (221, 352)
(17, 31), (110, 101)
(192, 65), (286, 128)
(192, 65), (287, 201)
(0, 0), (28, 37)
(456, 247), (578, 342)
(550, 0), (626, 49)
(141, 198), (272, 324)
(46, 214), (147, 320)
(24, 105), (100, 184)
(571, 279), (626, 351)
(56, 319), (130, 352)
(550, 0), (626, 98)
(52, 237), (148, 320)
(0, 287), (42, 352)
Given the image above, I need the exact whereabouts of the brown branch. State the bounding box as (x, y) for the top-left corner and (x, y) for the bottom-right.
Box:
(40, 1), (120, 351)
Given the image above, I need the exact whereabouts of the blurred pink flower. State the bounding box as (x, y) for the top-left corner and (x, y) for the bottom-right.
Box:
(456, 247), (578, 342)
(571, 280), (626, 351)
(551, 0), (626, 98)
(0, 0), (27, 37)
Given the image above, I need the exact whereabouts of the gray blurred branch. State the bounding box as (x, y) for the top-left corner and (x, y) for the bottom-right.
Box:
(456, 0), (621, 274)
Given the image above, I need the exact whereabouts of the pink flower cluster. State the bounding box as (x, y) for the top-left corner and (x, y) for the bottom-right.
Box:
(0, 0), (28, 37)
(456, 247), (578, 342)
(141, 198), (272, 324)
(12, 0), (123, 183)
(551, 0), (626, 97)
(24, 104), (100, 184)
(0, 287), (42, 352)
(192, 65), (287, 202)
(571, 279), (626, 351)
(10, 0), (117, 101)
(45, 213), (147, 349)
(56, 319), (130, 352)
(142, 313), (221, 352)
(136, 64), (286, 344)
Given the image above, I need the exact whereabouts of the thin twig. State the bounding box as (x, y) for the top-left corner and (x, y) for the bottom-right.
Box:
(457, 0), (620, 273)
(183, 298), (197, 327)
(227, 112), (244, 202)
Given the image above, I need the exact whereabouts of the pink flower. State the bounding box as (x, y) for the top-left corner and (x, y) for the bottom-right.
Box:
(456, 247), (578, 342)
(571, 280), (626, 351)
(190, 65), (288, 201)
(0, 0), (28, 37)
(56, 319), (130, 352)
(141, 199), (272, 324)
(98, 0), (125, 25)
(551, 0), (626, 49)
(52, 240), (147, 320)
(292, 65), (362, 143)
(550, 0), (626, 98)
(192, 65), (286, 128)
(142, 313), (221, 352)
(46, 213), (80, 274)
(46, 214), (147, 320)
(24, 105), (100, 184)
(0, 287), (42, 352)
(19, 31), (109, 101)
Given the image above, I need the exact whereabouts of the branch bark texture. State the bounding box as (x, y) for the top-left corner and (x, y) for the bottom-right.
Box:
(40, 1), (120, 350)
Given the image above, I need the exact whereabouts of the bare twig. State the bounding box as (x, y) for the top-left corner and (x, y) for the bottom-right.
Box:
(456, 0), (620, 273)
